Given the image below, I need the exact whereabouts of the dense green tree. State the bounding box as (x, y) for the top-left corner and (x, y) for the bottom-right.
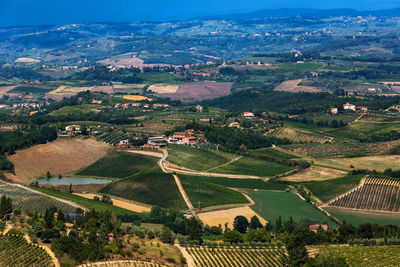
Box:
(249, 215), (263, 230)
(189, 217), (202, 243)
(223, 230), (243, 244)
(0, 196), (12, 218)
(233, 216), (249, 234)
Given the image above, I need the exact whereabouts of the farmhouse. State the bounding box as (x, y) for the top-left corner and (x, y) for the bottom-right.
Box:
(241, 112), (254, 118)
(153, 103), (169, 108)
(343, 103), (356, 111)
(115, 139), (130, 150)
(92, 99), (103, 104)
(357, 106), (368, 111)
(182, 136), (197, 145)
(309, 224), (328, 233)
(330, 107), (338, 115)
(114, 103), (122, 108)
(196, 105), (203, 113)
(65, 125), (81, 133)
(228, 122), (241, 128)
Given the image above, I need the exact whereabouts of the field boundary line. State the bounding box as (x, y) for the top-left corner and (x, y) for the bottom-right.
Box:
(175, 244), (196, 267)
(323, 175), (368, 206)
(205, 156), (242, 172)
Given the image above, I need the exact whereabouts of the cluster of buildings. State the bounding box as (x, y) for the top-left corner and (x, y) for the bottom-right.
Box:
(0, 102), (41, 109)
(330, 103), (368, 114)
(241, 111), (254, 118)
(114, 102), (169, 109)
(170, 131), (198, 145)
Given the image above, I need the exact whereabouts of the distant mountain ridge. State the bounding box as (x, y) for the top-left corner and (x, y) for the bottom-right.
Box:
(197, 8), (400, 20)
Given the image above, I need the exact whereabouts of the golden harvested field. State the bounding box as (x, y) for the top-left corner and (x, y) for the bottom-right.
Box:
(280, 166), (347, 182)
(197, 206), (266, 228)
(274, 79), (324, 93)
(45, 86), (114, 100)
(122, 95), (152, 101)
(6, 138), (110, 184)
(74, 193), (151, 213)
(148, 84), (179, 94)
(316, 155), (400, 172)
(14, 57), (40, 63)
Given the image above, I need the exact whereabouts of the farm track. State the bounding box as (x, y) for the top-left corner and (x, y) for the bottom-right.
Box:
(23, 231), (60, 267)
(128, 149), (270, 179)
(173, 174), (196, 217)
(175, 244), (196, 267)
(205, 156), (242, 172)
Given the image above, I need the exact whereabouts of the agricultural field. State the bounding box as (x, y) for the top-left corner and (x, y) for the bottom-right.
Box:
(148, 83), (179, 94)
(325, 121), (400, 141)
(280, 166), (347, 182)
(248, 190), (335, 227)
(198, 206), (267, 228)
(6, 138), (110, 184)
(317, 154), (400, 172)
(274, 79), (324, 93)
(0, 234), (54, 266)
(248, 148), (298, 160)
(266, 127), (332, 144)
(8, 85), (55, 94)
(122, 95), (152, 101)
(50, 104), (101, 116)
(305, 175), (364, 203)
(311, 245), (400, 266)
(152, 81), (232, 101)
(167, 144), (236, 171)
(329, 176), (400, 212)
(211, 156), (293, 177)
(77, 151), (158, 178)
(0, 183), (79, 213)
(282, 139), (400, 158)
(34, 187), (143, 217)
(305, 112), (360, 125)
(179, 175), (249, 209)
(324, 207), (400, 226)
(100, 171), (187, 211)
(185, 246), (287, 267)
(183, 175), (290, 190)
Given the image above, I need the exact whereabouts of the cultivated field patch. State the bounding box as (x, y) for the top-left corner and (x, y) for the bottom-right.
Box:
(74, 193), (151, 213)
(153, 81), (232, 101)
(248, 190), (335, 226)
(6, 138), (110, 184)
(280, 166), (347, 182)
(274, 79), (324, 93)
(198, 206), (266, 228)
(148, 84), (179, 94)
(266, 127), (332, 144)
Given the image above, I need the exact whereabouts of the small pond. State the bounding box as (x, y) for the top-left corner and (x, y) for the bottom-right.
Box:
(37, 177), (112, 185)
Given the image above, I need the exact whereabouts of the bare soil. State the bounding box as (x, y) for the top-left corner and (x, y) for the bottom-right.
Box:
(154, 81), (232, 101)
(5, 137), (110, 184)
(275, 79), (324, 93)
(280, 166), (347, 182)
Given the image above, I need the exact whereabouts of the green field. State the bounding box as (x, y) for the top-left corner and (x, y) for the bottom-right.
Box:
(313, 245), (400, 266)
(325, 207), (400, 226)
(50, 104), (99, 116)
(248, 147), (298, 160)
(77, 152), (158, 178)
(180, 175), (290, 190)
(137, 72), (179, 83)
(179, 175), (249, 209)
(8, 85), (54, 94)
(34, 187), (144, 218)
(248, 190), (335, 227)
(305, 175), (364, 202)
(211, 156), (293, 177)
(167, 144), (236, 171)
(325, 121), (400, 141)
(100, 171), (187, 211)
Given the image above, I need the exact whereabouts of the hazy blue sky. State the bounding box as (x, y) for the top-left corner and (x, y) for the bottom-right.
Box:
(1, 0), (400, 26)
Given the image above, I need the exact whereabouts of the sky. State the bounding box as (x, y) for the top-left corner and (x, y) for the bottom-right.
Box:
(0, 0), (400, 26)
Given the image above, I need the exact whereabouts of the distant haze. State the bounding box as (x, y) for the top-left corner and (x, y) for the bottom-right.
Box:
(1, 0), (400, 26)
